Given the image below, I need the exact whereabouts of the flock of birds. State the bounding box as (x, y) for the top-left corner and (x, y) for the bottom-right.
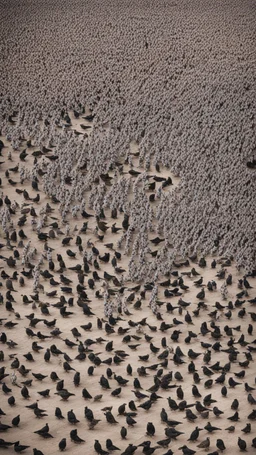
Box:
(0, 109), (256, 454)
(1, 0), (255, 274)
(0, 0), (255, 453)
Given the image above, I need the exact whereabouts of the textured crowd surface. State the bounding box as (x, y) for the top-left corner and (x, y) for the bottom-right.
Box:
(0, 0), (256, 454)
(1, 0), (256, 272)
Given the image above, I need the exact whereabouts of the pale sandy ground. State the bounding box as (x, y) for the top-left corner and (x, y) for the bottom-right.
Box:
(0, 113), (255, 455)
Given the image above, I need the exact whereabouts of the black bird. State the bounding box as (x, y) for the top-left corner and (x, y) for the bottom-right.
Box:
(2, 382), (12, 394)
(67, 409), (79, 424)
(62, 237), (72, 246)
(58, 438), (66, 451)
(121, 444), (137, 455)
(213, 406), (224, 417)
(84, 406), (94, 422)
(188, 426), (202, 441)
(118, 404), (126, 415)
(196, 288), (205, 300)
(238, 437), (247, 451)
(185, 409), (197, 421)
(229, 377), (242, 388)
(241, 423), (251, 434)
(146, 422), (155, 436)
(138, 400), (152, 411)
(111, 387), (122, 397)
(126, 415), (137, 426)
(63, 362), (75, 373)
(0, 439), (15, 448)
(120, 427), (127, 439)
(100, 375), (111, 389)
(12, 415), (20, 427)
(19, 149), (28, 161)
(8, 396), (15, 406)
(151, 237), (165, 245)
(105, 411), (118, 424)
(34, 423), (53, 438)
(37, 389), (50, 398)
(32, 373), (47, 381)
(82, 388), (92, 399)
(178, 446), (196, 455)
(228, 411), (239, 421)
(0, 422), (12, 432)
(55, 389), (75, 400)
(14, 441), (30, 453)
(94, 440), (109, 455)
(106, 438), (120, 451)
(204, 422), (221, 433)
(216, 439), (226, 451)
(55, 407), (65, 419)
(70, 429), (85, 444)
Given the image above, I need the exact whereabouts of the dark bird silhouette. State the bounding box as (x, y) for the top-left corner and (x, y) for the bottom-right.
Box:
(146, 422), (155, 436)
(106, 438), (120, 451)
(67, 409), (79, 424)
(204, 422), (221, 433)
(120, 427), (127, 439)
(58, 438), (66, 451)
(70, 429), (85, 443)
(94, 439), (109, 455)
(188, 426), (203, 441)
(216, 439), (226, 451)
(34, 423), (53, 438)
(12, 415), (20, 427)
(55, 407), (65, 419)
(178, 446), (196, 455)
(104, 411), (118, 424)
(14, 441), (30, 453)
(238, 437), (247, 451)
(126, 415), (136, 426)
(54, 389), (75, 400)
